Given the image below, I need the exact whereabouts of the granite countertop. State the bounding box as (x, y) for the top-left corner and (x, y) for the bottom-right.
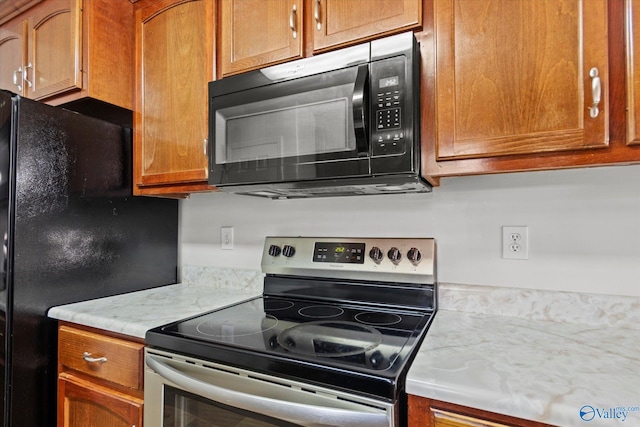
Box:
(47, 267), (264, 339)
(48, 282), (260, 339)
(47, 268), (640, 426)
(407, 297), (640, 426)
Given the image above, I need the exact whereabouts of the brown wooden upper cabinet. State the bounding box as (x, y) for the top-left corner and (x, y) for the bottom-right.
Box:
(134, 0), (215, 196)
(434, 0), (608, 161)
(219, 0), (303, 77)
(0, 0), (81, 99)
(421, 0), (640, 179)
(627, 0), (640, 145)
(218, 0), (422, 77)
(0, 0), (133, 109)
(25, 0), (82, 100)
(0, 18), (25, 95)
(311, 0), (422, 52)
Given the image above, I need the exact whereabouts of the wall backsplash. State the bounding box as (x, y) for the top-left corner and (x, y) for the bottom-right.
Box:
(180, 164), (640, 297)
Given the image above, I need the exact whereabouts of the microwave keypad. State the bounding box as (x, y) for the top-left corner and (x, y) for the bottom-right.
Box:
(377, 91), (401, 109)
(377, 90), (401, 130)
(374, 90), (404, 155)
(377, 107), (401, 130)
(371, 56), (409, 157)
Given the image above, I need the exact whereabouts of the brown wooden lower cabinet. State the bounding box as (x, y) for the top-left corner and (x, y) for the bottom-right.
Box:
(58, 374), (143, 427)
(408, 394), (556, 427)
(57, 323), (144, 427)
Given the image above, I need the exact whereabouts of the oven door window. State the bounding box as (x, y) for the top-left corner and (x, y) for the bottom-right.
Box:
(210, 65), (370, 186)
(164, 385), (299, 427)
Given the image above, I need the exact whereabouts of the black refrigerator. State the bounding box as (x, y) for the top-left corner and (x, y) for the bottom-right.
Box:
(0, 90), (179, 426)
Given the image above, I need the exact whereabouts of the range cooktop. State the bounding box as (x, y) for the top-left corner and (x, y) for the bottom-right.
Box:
(146, 237), (437, 401)
(152, 294), (431, 372)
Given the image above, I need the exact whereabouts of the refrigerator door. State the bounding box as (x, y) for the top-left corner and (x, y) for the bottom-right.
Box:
(0, 90), (11, 427)
(1, 91), (178, 427)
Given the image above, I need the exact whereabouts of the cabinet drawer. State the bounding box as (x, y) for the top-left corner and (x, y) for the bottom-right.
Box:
(58, 325), (144, 390)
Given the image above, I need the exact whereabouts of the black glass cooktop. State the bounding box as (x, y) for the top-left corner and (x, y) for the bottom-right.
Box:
(152, 295), (430, 372)
(147, 293), (434, 400)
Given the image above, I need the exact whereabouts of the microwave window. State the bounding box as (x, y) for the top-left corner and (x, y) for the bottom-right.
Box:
(215, 84), (356, 164)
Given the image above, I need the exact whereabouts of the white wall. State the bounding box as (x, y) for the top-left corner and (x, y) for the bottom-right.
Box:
(180, 164), (640, 297)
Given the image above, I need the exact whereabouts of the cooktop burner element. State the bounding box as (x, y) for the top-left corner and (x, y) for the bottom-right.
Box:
(264, 299), (294, 311)
(146, 237), (437, 402)
(278, 321), (384, 357)
(355, 312), (403, 326)
(298, 305), (344, 318)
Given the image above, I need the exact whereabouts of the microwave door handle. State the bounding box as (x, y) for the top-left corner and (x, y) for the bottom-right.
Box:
(146, 354), (389, 427)
(352, 64), (369, 156)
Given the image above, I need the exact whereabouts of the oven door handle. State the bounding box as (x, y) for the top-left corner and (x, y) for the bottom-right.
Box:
(146, 354), (390, 427)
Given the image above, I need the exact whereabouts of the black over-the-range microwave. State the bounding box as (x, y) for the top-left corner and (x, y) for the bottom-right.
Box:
(208, 32), (430, 199)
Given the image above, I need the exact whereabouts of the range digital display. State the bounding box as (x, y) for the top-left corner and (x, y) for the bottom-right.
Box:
(313, 242), (365, 264)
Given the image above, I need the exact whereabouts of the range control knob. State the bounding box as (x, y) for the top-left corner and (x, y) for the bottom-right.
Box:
(407, 247), (422, 265)
(268, 245), (281, 257)
(387, 247), (402, 265)
(282, 245), (296, 258)
(369, 247), (384, 264)
(369, 350), (386, 369)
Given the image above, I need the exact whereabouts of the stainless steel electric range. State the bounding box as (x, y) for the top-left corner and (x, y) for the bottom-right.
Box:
(145, 237), (437, 427)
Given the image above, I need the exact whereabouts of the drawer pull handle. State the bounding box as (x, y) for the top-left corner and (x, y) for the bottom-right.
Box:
(83, 352), (107, 363)
(314, 0), (321, 30)
(13, 67), (23, 92)
(289, 5), (297, 39)
(23, 63), (33, 88)
(589, 67), (601, 119)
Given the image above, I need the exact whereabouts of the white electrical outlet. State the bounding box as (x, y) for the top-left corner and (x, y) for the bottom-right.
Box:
(221, 226), (234, 250)
(502, 226), (528, 260)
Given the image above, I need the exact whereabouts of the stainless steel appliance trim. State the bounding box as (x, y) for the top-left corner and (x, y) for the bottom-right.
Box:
(261, 237), (436, 284)
(144, 349), (394, 427)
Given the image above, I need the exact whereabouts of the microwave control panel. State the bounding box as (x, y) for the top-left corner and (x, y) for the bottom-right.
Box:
(371, 56), (409, 157)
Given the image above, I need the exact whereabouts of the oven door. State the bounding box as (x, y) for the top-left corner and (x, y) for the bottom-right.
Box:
(145, 349), (395, 427)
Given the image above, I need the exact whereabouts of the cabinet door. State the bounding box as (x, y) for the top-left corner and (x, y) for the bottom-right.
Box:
(58, 374), (143, 427)
(626, 0), (640, 145)
(135, 0), (214, 195)
(0, 0), (41, 24)
(429, 408), (509, 427)
(408, 395), (552, 427)
(26, 0), (82, 100)
(433, 0), (608, 160)
(312, 0), (421, 51)
(219, 0), (302, 77)
(0, 18), (25, 94)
